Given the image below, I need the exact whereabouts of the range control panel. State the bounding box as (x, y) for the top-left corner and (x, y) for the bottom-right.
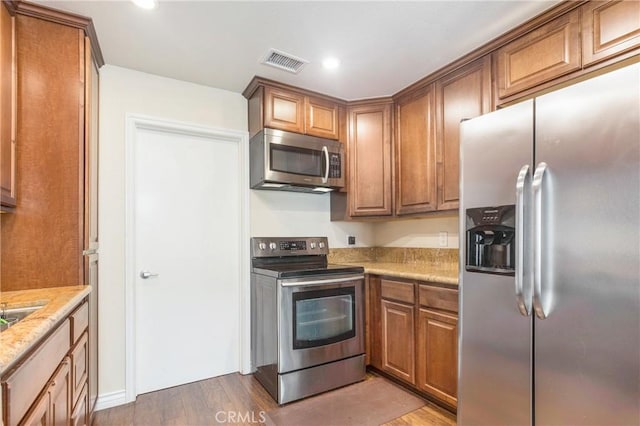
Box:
(329, 153), (342, 179)
(251, 237), (329, 257)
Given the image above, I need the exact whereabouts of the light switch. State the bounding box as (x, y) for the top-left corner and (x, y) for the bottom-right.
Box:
(439, 232), (448, 247)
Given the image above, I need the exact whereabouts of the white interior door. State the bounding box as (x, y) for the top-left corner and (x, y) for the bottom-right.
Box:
(133, 126), (240, 395)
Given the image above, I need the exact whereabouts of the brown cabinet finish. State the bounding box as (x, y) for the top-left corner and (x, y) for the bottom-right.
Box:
(381, 299), (415, 385)
(1, 16), (85, 290)
(263, 86), (305, 134)
(417, 309), (458, 408)
(496, 9), (581, 99)
(49, 359), (71, 426)
(582, 1), (640, 66)
(71, 332), (88, 409)
(380, 278), (415, 304)
(394, 84), (437, 215)
(348, 103), (393, 217)
(71, 385), (88, 426)
(436, 56), (492, 211)
(418, 285), (459, 313)
(0, 3), (16, 208)
(366, 275), (383, 370)
(305, 96), (339, 139)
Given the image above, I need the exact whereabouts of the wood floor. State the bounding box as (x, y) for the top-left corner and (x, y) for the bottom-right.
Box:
(93, 372), (456, 426)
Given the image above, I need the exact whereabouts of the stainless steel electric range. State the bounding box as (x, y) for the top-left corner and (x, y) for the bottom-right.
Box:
(250, 237), (365, 404)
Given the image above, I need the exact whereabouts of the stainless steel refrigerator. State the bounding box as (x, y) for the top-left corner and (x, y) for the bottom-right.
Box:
(458, 62), (640, 425)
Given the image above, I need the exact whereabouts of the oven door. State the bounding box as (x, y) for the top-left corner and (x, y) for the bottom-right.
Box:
(277, 274), (364, 373)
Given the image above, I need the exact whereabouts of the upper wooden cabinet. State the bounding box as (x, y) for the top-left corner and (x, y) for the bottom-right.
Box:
(0, 3), (16, 208)
(246, 80), (341, 140)
(496, 9), (581, 99)
(348, 102), (393, 217)
(436, 56), (492, 211)
(394, 84), (437, 216)
(582, 0), (640, 66)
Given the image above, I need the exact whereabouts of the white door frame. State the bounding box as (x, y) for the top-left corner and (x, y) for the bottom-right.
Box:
(124, 114), (250, 403)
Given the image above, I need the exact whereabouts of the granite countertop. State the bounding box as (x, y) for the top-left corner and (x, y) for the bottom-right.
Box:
(339, 261), (459, 286)
(0, 286), (91, 376)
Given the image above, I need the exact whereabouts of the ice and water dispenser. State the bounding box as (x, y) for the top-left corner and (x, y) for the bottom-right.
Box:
(466, 205), (516, 276)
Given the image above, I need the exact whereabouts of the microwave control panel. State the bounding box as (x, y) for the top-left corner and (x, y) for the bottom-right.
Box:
(329, 153), (341, 178)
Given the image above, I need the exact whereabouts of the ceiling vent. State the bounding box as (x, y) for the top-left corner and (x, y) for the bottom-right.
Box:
(261, 49), (308, 74)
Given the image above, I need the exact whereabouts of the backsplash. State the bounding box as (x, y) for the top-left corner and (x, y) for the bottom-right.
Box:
(329, 247), (458, 266)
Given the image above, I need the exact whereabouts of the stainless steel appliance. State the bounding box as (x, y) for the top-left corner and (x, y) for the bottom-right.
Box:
(251, 237), (365, 404)
(250, 129), (344, 193)
(458, 63), (640, 425)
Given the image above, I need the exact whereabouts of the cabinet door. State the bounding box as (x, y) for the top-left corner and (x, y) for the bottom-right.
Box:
(436, 57), (492, 211)
(50, 358), (71, 426)
(305, 96), (339, 139)
(496, 9), (581, 99)
(0, 3), (16, 207)
(582, 1), (640, 66)
(70, 332), (88, 408)
(381, 299), (415, 384)
(71, 385), (88, 426)
(263, 87), (305, 134)
(417, 308), (458, 408)
(348, 103), (393, 216)
(21, 391), (50, 426)
(395, 84), (437, 215)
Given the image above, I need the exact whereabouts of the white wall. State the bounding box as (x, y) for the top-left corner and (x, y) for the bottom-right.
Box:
(373, 214), (459, 248)
(98, 66), (247, 398)
(251, 191), (374, 247)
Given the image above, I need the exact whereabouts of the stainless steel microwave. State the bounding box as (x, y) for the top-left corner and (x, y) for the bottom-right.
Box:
(250, 128), (344, 193)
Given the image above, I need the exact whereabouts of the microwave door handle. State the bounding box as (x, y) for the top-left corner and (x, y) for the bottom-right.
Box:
(322, 146), (329, 183)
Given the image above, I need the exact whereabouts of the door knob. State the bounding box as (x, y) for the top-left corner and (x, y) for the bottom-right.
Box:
(140, 270), (159, 279)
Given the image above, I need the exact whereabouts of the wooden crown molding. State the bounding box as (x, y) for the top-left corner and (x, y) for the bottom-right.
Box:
(5, 0), (105, 67)
(242, 76), (348, 105)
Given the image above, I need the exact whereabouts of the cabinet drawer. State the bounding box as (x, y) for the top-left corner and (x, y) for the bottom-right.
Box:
(419, 285), (458, 313)
(71, 332), (88, 409)
(381, 279), (414, 304)
(70, 301), (88, 344)
(2, 320), (70, 426)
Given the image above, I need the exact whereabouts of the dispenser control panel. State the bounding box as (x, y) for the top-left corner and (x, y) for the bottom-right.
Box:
(465, 205), (516, 276)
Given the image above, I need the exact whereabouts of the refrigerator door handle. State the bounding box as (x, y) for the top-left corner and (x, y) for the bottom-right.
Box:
(532, 162), (549, 319)
(515, 164), (532, 316)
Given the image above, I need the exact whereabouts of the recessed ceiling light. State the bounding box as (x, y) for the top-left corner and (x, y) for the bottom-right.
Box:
(131, 0), (157, 10)
(322, 57), (340, 70)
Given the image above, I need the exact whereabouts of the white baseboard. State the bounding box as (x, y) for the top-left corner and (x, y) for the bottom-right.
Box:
(95, 390), (128, 411)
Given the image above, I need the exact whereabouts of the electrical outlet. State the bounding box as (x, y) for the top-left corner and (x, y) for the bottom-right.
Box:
(348, 235), (356, 245)
(438, 231), (448, 247)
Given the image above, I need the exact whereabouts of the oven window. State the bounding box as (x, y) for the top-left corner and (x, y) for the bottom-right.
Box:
(271, 144), (324, 177)
(292, 287), (356, 349)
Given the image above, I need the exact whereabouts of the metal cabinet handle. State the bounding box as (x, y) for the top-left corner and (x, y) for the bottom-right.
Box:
(532, 162), (549, 320)
(140, 271), (159, 279)
(322, 146), (329, 184)
(515, 164), (532, 316)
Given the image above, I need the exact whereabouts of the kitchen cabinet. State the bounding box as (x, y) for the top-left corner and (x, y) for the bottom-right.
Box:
(245, 79), (342, 140)
(581, 1), (640, 67)
(496, 9), (581, 99)
(435, 56), (492, 211)
(366, 275), (459, 409)
(0, 2), (16, 208)
(1, 8), (102, 292)
(347, 101), (393, 217)
(380, 279), (416, 384)
(416, 284), (458, 409)
(394, 85), (437, 216)
(2, 299), (89, 426)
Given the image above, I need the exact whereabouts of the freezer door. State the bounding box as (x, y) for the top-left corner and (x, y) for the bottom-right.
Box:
(534, 63), (640, 424)
(458, 100), (534, 426)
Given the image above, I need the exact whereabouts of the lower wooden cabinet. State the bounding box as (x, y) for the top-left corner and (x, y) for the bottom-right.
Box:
(417, 309), (458, 407)
(22, 358), (71, 426)
(367, 275), (459, 409)
(381, 300), (415, 384)
(2, 299), (90, 426)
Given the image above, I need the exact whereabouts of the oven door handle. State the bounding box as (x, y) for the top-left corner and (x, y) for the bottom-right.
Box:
(279, 274), (364, 287)
(322, 146), (330, 184)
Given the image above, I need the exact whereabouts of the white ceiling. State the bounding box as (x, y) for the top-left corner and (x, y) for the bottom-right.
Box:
(37, 0), (559, 100)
